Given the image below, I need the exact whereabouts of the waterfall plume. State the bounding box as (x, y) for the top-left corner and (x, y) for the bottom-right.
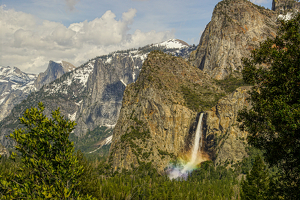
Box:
(167, 113), (208, 179)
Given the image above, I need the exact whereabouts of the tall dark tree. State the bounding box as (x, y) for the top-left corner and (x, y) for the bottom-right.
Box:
(241, 155), (269, 200)
(238, 13), (300, 199)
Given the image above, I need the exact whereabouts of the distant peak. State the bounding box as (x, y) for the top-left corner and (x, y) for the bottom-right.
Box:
(48, 60), (76, 73)
(153, 39), (190, 49)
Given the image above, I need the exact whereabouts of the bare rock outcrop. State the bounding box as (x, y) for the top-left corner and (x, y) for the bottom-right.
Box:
(0, 143), (9, 157)
(190, 0), (277, 80)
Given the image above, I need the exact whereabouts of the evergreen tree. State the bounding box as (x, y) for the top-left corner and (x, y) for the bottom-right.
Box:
(238, 13), (300, 199)
(241, 155), (269, 200)
(0, 102), (93, 199)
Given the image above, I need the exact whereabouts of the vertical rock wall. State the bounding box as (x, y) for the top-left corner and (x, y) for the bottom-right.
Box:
(204, 86), (251, 165)
(190, 0), (277, 80)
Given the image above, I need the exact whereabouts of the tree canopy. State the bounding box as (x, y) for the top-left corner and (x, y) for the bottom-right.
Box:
(241, 155), (269, 200)
(0, 102), (93, 199)
(238, 13), (300, 199)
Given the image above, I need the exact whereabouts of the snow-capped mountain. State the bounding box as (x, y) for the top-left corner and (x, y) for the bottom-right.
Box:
(0, 66), (37, 121)
(0, 66), (36, 85)
(0, 39), (197, 153)
(0, 61), (76, 122)
(34, 60), (76, 90)
(153, 39), (189, 49)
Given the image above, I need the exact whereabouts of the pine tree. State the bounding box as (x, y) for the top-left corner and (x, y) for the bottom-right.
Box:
(241, 155), (269, 200)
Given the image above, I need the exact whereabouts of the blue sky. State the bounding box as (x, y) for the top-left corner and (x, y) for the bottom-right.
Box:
(0, 0), (272, 73)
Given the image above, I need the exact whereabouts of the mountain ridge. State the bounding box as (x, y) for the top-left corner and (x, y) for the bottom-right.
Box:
(0, 39), (196, 152)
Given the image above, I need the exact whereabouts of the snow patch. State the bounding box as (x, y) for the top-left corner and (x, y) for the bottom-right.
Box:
(105, 57), (112, 64)
(75, 100), (83, 106)
(0, 98), (6, 105)
(68, 111), (77, 121)
(132, 71), (136, 81)
(105, 124), (116, 129)
(278, 12), (293, 21)
(104, 135), (113, 145)
(120, 79), (127, 86)
(88, 135), (113, 154)
(132, 53), (149, 63)
(1, 92), (10, 96)
(153, 39), (189, 49)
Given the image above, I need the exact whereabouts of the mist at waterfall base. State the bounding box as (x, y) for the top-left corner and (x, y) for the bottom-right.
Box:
(167, 113), (209, 180)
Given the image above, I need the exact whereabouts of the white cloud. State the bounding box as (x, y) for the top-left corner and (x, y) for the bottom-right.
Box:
(0, 5), (174, 73)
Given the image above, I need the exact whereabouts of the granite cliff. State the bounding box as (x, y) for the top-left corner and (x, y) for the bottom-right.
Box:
(204, 86), (251, 166)
(189, 0), (277, 80)
(272, 0), (300, 13)
(34, 61), (76, 90)
(108, 51), (225, 172)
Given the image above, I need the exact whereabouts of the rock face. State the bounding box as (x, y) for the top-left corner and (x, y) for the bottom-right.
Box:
(74, 54), (143, 137)
(272, 0), (300, 13)
(34, 61), (76, 90)
(109, 51), (224, 172)
(0, 143), (9, 157)
(204, 86), (251, 166)
(189, 0), (277, 80)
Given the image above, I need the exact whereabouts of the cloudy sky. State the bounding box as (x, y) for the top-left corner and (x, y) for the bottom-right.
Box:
(0, 0), (272, 73)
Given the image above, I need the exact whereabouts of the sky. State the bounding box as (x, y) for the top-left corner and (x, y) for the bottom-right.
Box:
(0, 0), (272, 73)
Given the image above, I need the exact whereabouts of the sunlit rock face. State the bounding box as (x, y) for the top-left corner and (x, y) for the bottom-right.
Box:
(204, 86), (251, 166)
(190, 0), (277, 80)
(109, 51), (224, 173)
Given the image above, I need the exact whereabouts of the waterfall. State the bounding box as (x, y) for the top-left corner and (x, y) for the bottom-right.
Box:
(168, 113), (204, 179)
(181, 112), (203, 173)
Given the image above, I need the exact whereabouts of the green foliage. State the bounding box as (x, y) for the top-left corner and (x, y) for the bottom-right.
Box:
(215, 74), (249, 93)
(120, 126), (150, 143)
(70, 125), (112, 159)
(181, 85), (225, 112)
(1, 144), (244, 200)
(241, 155), (269, 200)
(233, 146), (264, 175)
(89, 161), (239, 200)
(0, 102), (93, 199)
(181, 85), (203, 111)
(238, 13), (300, 199)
